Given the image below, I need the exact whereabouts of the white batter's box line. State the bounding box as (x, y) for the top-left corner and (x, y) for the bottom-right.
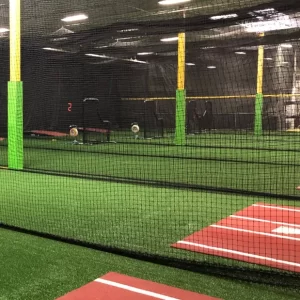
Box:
(252, 204), (300, 213)
(230, 215), (300, 228)
(176, 241), (300, 268)
(94, 278), (180, 300)
(210, 224), (300, 242)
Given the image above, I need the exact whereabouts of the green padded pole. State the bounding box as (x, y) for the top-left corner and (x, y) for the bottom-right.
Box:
(8, 82), (23, 169)
(175, 31), (186, 146)
(254, 93), (263, 136)
(175, 89), (186, 145)
(8, 0), (23, 169)
(254, 33), (264, 136)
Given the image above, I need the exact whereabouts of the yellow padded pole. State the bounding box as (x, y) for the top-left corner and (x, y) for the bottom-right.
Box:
(256, 33), (265, 94)
(177, 32), (186, 90)
(10, 0), (21, 82)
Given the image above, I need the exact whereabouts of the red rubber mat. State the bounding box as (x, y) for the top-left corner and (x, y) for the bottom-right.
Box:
(172, 203), (300, 272)
(30, 130), (68, 137)
(57, 272), (221, 300)
(77, 127), (110, 134)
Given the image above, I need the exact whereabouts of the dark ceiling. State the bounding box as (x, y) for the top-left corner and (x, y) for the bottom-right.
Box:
(15, 0), (277, 35)
(1, 0), (300, 65)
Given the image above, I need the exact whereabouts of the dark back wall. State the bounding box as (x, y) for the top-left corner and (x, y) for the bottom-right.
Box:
(0, 50), (119, 135)
(117, 49), (294, 129)
(0, 47), (295, 134)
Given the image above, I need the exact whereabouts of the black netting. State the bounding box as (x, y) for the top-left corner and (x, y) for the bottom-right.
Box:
(1, 0), (300, 288)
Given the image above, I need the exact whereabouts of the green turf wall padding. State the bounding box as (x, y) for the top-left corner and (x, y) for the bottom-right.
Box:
(8, 81), (23, 169)
(175, 89), (186, 146)
(254, 93), (263, 136)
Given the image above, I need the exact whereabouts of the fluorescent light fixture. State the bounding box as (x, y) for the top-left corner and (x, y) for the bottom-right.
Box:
(207, 66), (216, 69)
(51, 37), (69, 42)
(158, 0), (191, 6)
(137, 52), (154, 56)
(202, 46), (216, 49)
(65, 23), (82, 26)
(118, 36), (141, 41)
(61, 14), (88, 22)
(0, 28), (9, 33)
(96, 45), (109, 49)
(42, 47), (69, 53)
(210, 13), (238, 20)
(126, 58), (148, 64)
(281, 43), (293, 48)
(160, 37), (179, 42)
(264, 57), (273, 60)
(117, 28), (139, 33)
(253, 8), (276, 14)
(85, 53), (110, 58)
(235, 51), (246, 55)
(186, 63), (195, 66)
(85, 53), (148, 64)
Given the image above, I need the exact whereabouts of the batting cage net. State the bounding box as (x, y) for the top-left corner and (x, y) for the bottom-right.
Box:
(1, 0), (300, 287)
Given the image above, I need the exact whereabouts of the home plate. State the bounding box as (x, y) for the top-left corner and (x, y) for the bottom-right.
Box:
(172, 203), (300, 272)
(273, 226), (300, 235)
(56, 272), (221, 300)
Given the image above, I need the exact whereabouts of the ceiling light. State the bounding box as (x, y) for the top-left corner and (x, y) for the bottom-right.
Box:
(186, 63), (195, 66)
(281, 43), (293, 48)
(264, 57), (273, 60)
(210, 14), (238, 20)
(126, 58), (148, 64)
(0, 28), (9, 33)
(235, 51), (246, 55)
(42, 47), (69, 53)
(117, 28), (139, 33)
(253, 8), (276, 14)
(118, 36), (141, 41)
(51, 37), (69, 42)
(160, 37), (179, 42)
(85, 54), (110, 58)
(65, 23), (82, 27)
(158, 0), (191, 6)
(137, 52), (154, 56)
(207, 66), (216, 69)
(85, 54), (148, 65)
(96, 45), (109, 49)
(61, 14), (88, 22)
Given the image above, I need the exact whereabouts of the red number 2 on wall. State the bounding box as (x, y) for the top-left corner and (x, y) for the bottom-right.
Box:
(68, 103), (72, 112)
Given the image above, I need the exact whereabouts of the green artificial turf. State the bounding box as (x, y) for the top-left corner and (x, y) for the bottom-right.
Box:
(0, 169), (299, 273)
(0, 228), (299, 300)
(2, 132), (300, 197)
(0, 132), (300, 284)
(1, 132), (300, 197)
